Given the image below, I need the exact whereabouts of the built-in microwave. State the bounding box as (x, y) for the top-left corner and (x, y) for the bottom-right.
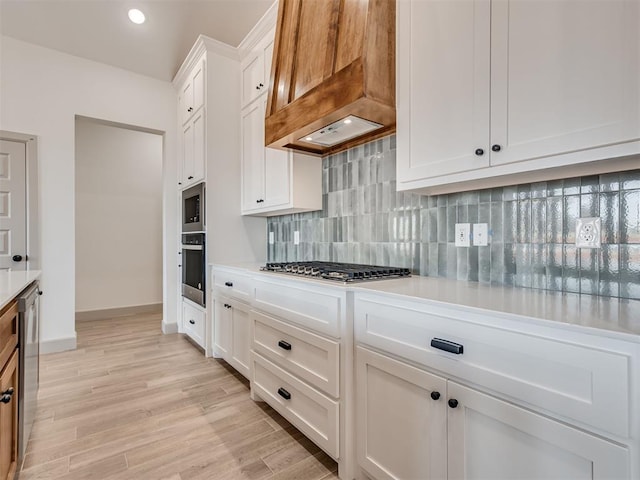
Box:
(182, 182), (205, 232)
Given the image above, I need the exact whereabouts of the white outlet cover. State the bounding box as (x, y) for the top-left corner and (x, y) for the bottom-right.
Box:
(576, 217), (601, 248)
(455, 223), (471, 247)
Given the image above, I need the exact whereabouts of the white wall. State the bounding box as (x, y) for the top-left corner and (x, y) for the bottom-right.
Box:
(75, 119), (163, 312)
(0, 36), (179, 352)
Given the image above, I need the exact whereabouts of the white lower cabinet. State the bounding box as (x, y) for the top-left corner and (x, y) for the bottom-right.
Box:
(356, 347), (447, 480)
(356, 346), (630, 480)
(182, 298), (205, 349)
(212, 295), (251, 379)
(447, 381), (629, 480)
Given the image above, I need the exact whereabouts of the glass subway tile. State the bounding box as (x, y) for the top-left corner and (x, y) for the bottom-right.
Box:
(563, 195), (580, 243)
(599, 244), (620, 297)
(580, 193), (599, 218)
(620, 190), (640, 243)
(619, 245), (640, 300)
(531, 199), (546, 244)
(579, 248), (599, 296)
(620, 170), (640, 190)
(580, 176), (599, 194)
(600, 192), (620, 244)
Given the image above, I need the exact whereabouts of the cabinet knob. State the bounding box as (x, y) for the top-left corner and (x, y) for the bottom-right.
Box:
(1, 387), (14, 396)
(448, 398), (459, 409)
(475, 148), (484, 156)
(12, 254), (23, 262)
(188, 176), (194, 180)
(430, 391), (441, 401)
(0, 395), (11, 404)
(224, 282), (233, 287)
(189, 319), (195, 325)
(277, 387), (291, 400)
(256, 85), (260, 90)
(259, 83), (264, 88)
(224, 304), (232, 309)
(256, 199), (264, 203)
(188, 107), (193, 112)
(492, 144), (502, 152)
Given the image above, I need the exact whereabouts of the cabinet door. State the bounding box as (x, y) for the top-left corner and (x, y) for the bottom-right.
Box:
(212, 297), (231, 358)
(230, 301), (251, 379)
(181, 80), (193, 126)
(490, 0), (640, 166)
(356, 347), (447, 480)
(263, 101), (291, 209)
(181, 112), (205, 188)
(241, 100), (265, 212)
(447, 381), (630, 480)
(0, 350), (18, 480)
(191, 58), (205, 116)
(242, 52), (265, 108)
(182, 301), (205, 348)
(182, 120), (194, 186)
(396, 0), (491, 182)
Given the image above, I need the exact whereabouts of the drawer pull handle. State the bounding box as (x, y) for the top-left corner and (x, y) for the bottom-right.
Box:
(1, 387), (14, 396)
(277, 387), (291, 400)
(224, 282), (233, 287)
(224, 304), (232, 309)
(189, 320), (195, 325)
(431, 338), (464, 355)
(278, 340), (292, 351)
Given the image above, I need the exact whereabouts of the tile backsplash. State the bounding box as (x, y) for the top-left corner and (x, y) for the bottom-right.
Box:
(267, 135), (640, 300)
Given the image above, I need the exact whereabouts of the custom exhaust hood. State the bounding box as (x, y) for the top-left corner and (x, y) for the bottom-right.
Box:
(265, 0), (396, 156)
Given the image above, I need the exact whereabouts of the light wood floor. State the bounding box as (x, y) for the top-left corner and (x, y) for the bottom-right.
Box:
(19, 313), (338, 480)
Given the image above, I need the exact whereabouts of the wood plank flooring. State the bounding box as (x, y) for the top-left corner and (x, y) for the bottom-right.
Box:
(20, 313), (338, 480)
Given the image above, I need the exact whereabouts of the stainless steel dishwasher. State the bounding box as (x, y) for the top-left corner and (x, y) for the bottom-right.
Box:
(18, 281), (41, 464)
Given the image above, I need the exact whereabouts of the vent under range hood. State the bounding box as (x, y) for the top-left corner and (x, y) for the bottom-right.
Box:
(265, 0), (396, 156)
(299, 116), (383, 147)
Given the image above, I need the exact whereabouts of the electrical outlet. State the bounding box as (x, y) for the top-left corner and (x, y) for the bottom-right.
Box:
(268, 231), (274, 245)
(575, 217), (601, 248)
(473, 223), (489, 246)
(455, 223), (471, 247)
(293, 230), (300, 245)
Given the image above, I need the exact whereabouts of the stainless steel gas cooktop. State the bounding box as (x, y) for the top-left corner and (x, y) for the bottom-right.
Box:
(261, 261), (411, 283)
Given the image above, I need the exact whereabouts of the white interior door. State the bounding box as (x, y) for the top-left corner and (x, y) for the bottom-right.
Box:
(0, 140), (27, 271)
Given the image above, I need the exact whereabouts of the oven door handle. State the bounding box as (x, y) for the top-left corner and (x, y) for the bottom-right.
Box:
(181, 245), (203, 251)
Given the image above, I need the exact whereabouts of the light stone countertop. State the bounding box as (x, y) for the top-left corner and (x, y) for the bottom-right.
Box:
(0, 270), (41, 310)
(211, 263), (640, 341)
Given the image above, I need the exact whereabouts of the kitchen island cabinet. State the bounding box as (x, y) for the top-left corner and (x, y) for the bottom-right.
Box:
(397, 0), (640, 194)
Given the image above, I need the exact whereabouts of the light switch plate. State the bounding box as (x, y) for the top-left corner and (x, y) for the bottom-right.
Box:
(473, 223), (488, 246)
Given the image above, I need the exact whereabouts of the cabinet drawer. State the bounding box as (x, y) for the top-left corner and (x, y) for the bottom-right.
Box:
(0, 300), (18, 370)
(354, 294), (632, 439)
(252, 310), (339, 397)
(252, 352), (339, 459)
(212, 268), (252, 303)
(182, 300), (205, 349)
(253, 276), (344, 338)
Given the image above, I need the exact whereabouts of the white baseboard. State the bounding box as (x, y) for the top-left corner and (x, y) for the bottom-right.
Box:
(162, 320), (179, 334)
(41, 335), (77, 354)
(75, 303), (162, 321)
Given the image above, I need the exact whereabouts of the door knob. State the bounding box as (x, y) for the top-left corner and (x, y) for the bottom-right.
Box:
(12, 255), (23, 262)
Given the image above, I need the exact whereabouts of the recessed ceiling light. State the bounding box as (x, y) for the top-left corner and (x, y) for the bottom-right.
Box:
(128, 8), (145, 24)
(343, 118), (352, 124)
(305, 136), (313, 141)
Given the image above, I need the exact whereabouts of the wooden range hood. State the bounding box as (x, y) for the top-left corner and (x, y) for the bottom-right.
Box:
(265, 0), (395, 156)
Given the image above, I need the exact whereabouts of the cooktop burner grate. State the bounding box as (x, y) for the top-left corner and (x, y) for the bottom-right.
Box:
(261, 261), (411, 282)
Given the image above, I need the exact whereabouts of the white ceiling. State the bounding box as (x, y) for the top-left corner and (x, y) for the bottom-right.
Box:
(0, 0), (274, 82)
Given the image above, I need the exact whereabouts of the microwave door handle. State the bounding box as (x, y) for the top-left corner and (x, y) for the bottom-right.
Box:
(181, 245), (203, 251)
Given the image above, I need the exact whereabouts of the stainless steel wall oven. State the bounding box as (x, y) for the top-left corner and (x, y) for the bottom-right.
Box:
(181, 233), (205, 306)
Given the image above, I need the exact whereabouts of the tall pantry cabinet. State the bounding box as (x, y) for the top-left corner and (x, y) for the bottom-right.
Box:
(173, 35), (266, 353)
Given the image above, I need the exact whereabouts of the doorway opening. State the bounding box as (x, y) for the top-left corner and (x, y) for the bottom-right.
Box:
(74, 116), (163, 321)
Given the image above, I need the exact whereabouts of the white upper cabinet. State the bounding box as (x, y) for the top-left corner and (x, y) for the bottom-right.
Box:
(397, 0), (640, 194)
(178, 53), (206, 189)
(180, 56), (205, 126)
(239, 26), (322, 217)
(241, 35), (273, 108)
